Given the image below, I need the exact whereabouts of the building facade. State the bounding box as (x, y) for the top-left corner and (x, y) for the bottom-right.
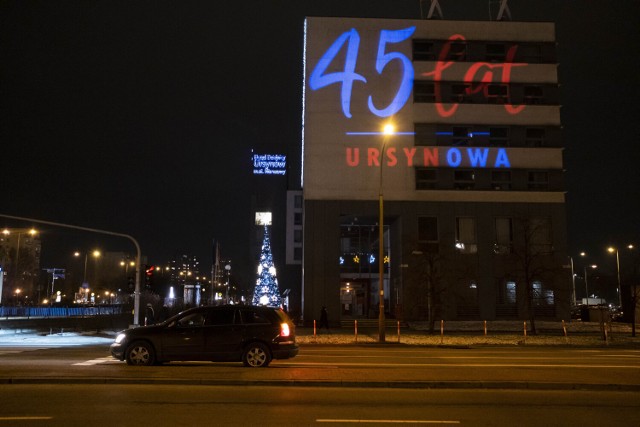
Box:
(300, 17), (570, 325)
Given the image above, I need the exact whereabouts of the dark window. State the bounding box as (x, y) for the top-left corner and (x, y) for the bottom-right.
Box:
(206, 309), (235, 325)
(451, 84), (472, 103)
(486, 84), (509, 104)
(486, 43), (506, 62)
(456, 217), (477, 254)
(418, 216), (438, 242)
(446, 41), (467, 61)
(519, 44), (543, 63)
(416, 168), (437, 189)
(525, 128), (546, 147)
(414, 123), (436, 146)
(452, 126), (471, 146)
(523, 85), (544, 104)
(413, 40), (435, 61)
(454, 169), (475, 189)
(294, 195), (302, 208)
(414, 81), (435, 102)
(240, 309), (271, 324)
(528, 171), (549, 190)
(294, 247), (302, 261)
(294, 229), (302, 243)
(294, 212), (302, 225)
(491, 170), (511, 190)
(489, 127), (509, 147)
(177, 311), (206, 327)
(494, 217), (513, 254)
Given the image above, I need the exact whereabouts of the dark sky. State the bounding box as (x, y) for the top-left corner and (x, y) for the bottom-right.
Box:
(1, 1), (639, 283)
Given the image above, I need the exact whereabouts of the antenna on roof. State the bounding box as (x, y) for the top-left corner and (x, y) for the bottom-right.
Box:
(421, 0), (443, 19)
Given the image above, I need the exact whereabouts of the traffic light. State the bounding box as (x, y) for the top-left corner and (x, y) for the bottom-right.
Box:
(145, 265), (155, 289)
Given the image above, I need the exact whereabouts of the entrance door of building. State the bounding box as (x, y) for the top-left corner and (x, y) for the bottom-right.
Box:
(340, 279), (371, 318)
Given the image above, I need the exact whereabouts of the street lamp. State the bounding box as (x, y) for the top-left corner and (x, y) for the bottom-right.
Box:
(74, 250), (101, 302)
(2, 228), (37, 303)
(584, 264), (597, 306)
(607, 246), (624, 308)
(378, 122), (395, 343)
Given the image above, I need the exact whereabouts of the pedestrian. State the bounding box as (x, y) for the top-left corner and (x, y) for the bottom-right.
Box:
(319, 306), (329, 331)
(145, 303), (155, 326)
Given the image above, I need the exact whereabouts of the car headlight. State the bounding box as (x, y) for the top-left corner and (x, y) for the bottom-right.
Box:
(114, 333), (127, 344)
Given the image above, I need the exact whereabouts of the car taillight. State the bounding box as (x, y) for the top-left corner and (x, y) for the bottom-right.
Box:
(280, 322), (291, 337)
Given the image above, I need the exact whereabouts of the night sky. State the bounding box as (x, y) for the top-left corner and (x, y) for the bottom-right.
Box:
(1, 1), (639, 285)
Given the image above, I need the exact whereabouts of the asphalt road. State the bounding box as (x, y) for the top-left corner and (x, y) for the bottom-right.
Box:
(1, 385), (638, 427)
(1, 341), (639, 390)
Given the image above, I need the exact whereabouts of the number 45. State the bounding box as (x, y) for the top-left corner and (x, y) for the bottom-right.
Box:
(309, 27), (416, 118)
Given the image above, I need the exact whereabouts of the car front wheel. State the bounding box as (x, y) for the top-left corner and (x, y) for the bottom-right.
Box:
(126, 341), (155, 366)
(242, 343), (271, 367)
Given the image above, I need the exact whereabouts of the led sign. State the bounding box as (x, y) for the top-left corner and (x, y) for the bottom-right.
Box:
(345, 147), (511, 168)
(253, 154), (286, 176)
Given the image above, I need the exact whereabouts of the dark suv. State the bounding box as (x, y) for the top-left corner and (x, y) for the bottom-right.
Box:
(110, 305), (298, 367)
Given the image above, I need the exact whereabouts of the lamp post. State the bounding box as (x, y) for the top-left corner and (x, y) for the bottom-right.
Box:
(607, 246), (623, 308)
(378, 123), (395, 342)
(74, 250), (100, 303)
(584, 264), (597, 306)
(2, 228), (37, 303)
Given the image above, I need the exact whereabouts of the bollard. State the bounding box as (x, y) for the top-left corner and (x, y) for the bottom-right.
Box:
(355, 320), (358, 342)
(523, 320), (527, 342)
(397, 321), (401, 343)
(314, 319), (317, 337)
(562, 319), (567, 337)
(483, 320), (487, 337)
(440, 319), (444, 345)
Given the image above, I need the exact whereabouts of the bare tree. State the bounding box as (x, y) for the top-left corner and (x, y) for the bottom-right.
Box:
(405, 247), (448, 333)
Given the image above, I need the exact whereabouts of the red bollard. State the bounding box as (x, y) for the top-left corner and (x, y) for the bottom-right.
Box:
(355, 320), (358, 342)
(314, 319), (317, 337)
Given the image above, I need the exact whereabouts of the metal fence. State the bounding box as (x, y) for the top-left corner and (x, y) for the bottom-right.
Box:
(0, 305), (125, 318)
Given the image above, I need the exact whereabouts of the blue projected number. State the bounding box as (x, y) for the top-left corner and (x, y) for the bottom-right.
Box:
(368, 28), (415, 117)
(309, 27), (416, 118)
(308, 29), (366, 118)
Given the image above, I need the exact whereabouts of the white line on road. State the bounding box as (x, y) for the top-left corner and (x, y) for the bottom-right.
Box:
(0, 417), (52, 421)
(73, 356), (118, 366)
(285, 361), (640, 369)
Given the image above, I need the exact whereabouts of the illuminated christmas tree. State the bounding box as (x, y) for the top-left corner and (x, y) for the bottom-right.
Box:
(252, 225), (282, 307)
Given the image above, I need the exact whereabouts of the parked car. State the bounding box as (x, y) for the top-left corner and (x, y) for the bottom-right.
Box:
(110, 305), (298, 367)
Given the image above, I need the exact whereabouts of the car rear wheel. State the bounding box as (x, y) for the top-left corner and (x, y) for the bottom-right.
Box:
(126, 341), (155, 366)
(242, 342), (271, 367)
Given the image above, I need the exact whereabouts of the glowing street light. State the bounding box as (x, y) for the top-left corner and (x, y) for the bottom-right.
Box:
(378, 122), (395, 342)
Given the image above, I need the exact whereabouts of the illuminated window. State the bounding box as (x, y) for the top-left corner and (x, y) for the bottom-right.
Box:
(494, 218), (513, 254)
(533, 281), (555, 306)
(414, 81), (435, 103)
(455, 217), (477, 254)
(491, 170), (511, 190)
(489, 127), (509, 147)
(412, 40), (435, 61)
(505, 281), (516, 304)
(416, 168), (437, 190)
(454, 169), (475, 190)
(528, 171), (549, 190)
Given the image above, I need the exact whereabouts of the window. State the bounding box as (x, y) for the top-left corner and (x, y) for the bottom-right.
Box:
(414, 123), (436, 146)
(454, 169), (475, 190)
(494, 218), (513, 254)
(446, 41), (467, 61)
(451, 84), (472, 103)
(503, 281), (517, 304)
(528, 171), (549, 190)
(294, 229), (302, 243)
(416, 168), (437, 189)
(413, 40), (435, 61)
(294, 212), (302, 225)
(455, 217), (477, 254)
(489, 127), (509, 147)
(414, 81), (435, 102)
(294, 195), (302, 208)
(519, 44), (543, 63)
(523, 85), (544, 104)
(486, 43), (506, 62)
(418, 216), (438, 242)
(529, 217), (552, 250)
(525, 128), (546, 147)
(206, 309), (235, 326)
(293, 247), (302, 261)
(452, 126), (471, 146)
(240, 309), (270, 324)
(486, 84), (509, 104)
(491, 170), (511, 190)
(176, 312), (206, 327)
(532, 281), (554, 306)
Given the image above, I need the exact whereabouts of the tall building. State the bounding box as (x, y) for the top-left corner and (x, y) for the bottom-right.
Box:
(300, 16), (570, 325)
(0, 228), (41, 304)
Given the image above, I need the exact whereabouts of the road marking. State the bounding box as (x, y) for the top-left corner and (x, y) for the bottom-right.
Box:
(317, 419), (459, 424)
(73, 356), (119, 366)
(286, 361), (640, 369)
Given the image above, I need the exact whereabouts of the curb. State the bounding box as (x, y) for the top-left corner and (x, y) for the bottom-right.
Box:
(1, 377), (639, 392)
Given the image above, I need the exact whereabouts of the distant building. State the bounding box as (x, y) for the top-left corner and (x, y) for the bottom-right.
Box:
(0, 228), (41, 304)
(300, 16), (570, 324)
